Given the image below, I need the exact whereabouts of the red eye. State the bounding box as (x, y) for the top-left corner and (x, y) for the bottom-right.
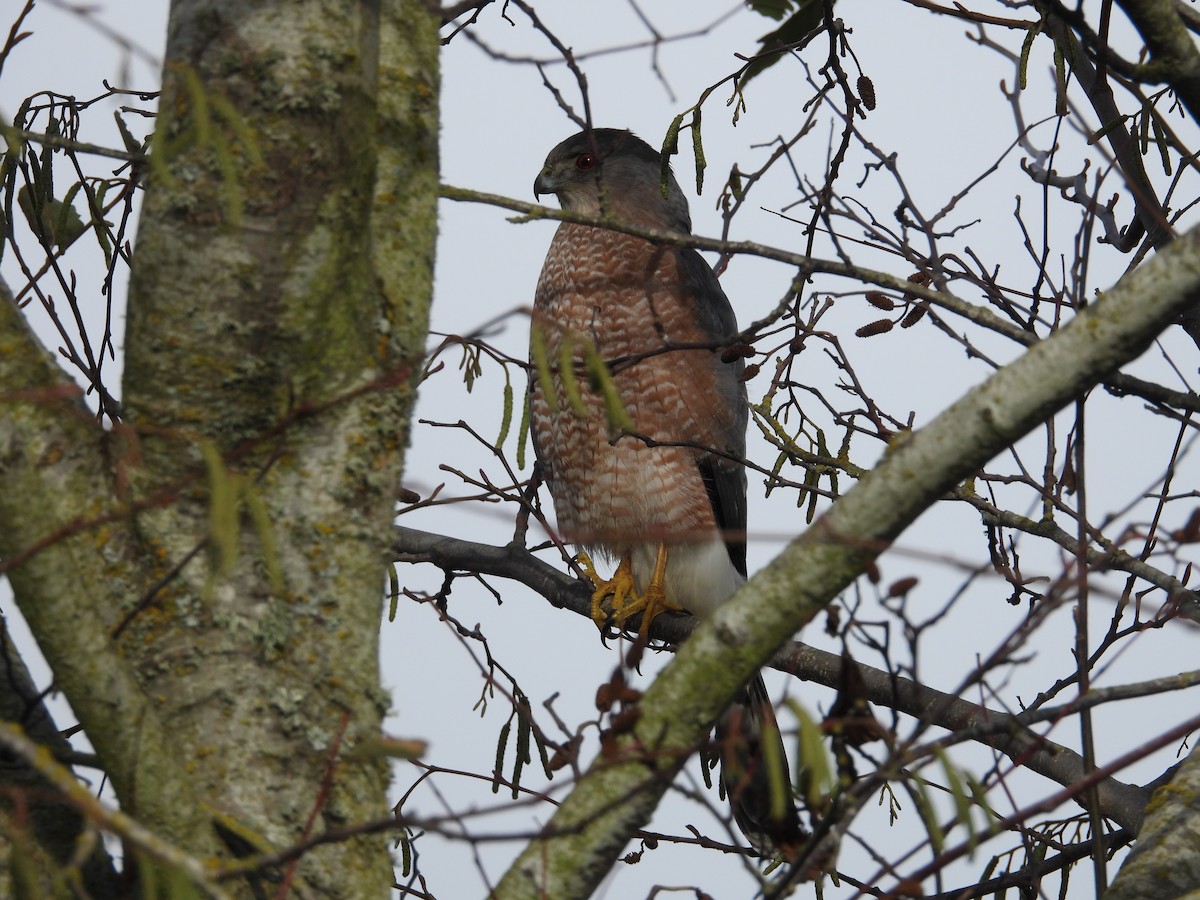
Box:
(575, 152), (596, 171)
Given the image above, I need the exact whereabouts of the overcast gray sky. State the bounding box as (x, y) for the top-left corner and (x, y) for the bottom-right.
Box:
(3, 2), (1197, 897)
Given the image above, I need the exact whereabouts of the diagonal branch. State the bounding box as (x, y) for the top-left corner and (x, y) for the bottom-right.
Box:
(393, 526), (1161, 833)
(483, 220), (1200, 900)
(953, 486), (1200, 619)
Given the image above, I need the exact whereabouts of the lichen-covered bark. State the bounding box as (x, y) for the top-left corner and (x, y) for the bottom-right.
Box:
(1114, 0), (1200, 124)
(0, 278), (217, 858)
(494, 225), (1200, 899)
(1106, 744), (1200, 899)
(1, 0), (438, 895)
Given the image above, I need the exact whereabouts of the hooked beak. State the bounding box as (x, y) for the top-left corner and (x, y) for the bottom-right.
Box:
(533, 168), (558, 200)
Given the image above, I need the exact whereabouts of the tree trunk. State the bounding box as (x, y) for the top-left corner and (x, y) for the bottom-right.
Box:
(1106, 744), (1200, 899)
(0, 0), (439, 894)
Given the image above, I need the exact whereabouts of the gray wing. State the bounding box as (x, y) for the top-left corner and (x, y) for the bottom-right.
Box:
(678, 246), (749, 577)
(718, 673), (808, 855)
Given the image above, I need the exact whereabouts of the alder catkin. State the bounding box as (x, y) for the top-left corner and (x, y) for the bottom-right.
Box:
(858, 75), (876, 110)
(855, 319), (894, 338)
(900, 302), (929, 328)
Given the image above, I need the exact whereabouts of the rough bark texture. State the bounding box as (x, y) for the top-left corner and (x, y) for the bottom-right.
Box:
(1106, 744), (1200, 899)
(1114, 0), (1200, 124)
(0, 271), (206, 874)
(493, 227), (1200, 899)
(0, 0), (438, 894)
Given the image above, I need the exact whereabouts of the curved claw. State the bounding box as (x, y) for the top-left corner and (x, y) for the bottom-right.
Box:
(578, 546), (684, 637)
(578, 553), (639, 630)
(629, 579), (685, 637)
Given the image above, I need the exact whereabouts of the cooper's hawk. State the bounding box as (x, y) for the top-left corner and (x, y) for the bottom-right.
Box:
(529, 128), (805, 857)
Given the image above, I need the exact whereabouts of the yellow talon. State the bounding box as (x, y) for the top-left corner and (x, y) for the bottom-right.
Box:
(578, 553), (638, 629)
(578, 545), (685, 635)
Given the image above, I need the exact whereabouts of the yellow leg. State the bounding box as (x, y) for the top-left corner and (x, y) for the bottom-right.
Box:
(634, 544), (684, 636)
(578, 552), (638, 629)
(578, 545), (684, 635)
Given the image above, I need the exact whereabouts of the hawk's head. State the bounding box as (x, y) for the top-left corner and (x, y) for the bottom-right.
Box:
(533, 128), (692, 233)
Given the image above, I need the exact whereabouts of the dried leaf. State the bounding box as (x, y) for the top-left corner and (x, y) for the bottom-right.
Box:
(747, 0), (795, 21)
(1172, 508), (1200, 543)
(740, 0), (830, 89)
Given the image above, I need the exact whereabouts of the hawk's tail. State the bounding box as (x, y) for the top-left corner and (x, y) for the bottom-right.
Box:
(716, 673), (808, 858)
